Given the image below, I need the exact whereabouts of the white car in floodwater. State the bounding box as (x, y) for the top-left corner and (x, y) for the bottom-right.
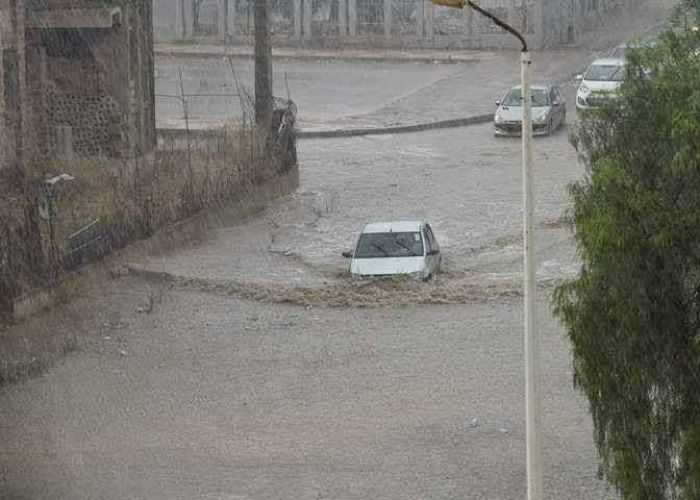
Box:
(343, 220), (442, 279)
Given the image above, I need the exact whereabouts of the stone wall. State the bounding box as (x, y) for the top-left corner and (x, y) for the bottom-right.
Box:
(1, 0), (155, 165)
(43, 83), (122, 157)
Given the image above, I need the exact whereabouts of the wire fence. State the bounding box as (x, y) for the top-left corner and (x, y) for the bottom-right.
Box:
(155, 0), (632, 48)
(0, 54), (298, 316)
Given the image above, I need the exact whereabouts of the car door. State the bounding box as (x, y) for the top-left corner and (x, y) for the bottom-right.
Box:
(423, 224), (441, 276)
(548, 87), (559, 126)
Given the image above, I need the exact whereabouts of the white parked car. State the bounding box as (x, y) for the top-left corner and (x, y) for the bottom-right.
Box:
(343, 220), (441, 279)
(576, 58), (625, 111)
(609, 43), (628, 59)
(609, 38), (657, 59)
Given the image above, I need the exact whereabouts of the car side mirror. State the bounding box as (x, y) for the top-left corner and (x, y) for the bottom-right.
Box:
(495, 100), (501, 106)
(342, 251), (353, 258)
(575, 75), (583, 84)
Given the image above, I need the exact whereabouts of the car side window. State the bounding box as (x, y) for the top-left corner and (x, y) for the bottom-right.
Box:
(550, 88), (559, 105)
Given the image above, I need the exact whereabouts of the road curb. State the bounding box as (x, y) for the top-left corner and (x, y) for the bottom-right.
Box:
(298, 114), (494, 139)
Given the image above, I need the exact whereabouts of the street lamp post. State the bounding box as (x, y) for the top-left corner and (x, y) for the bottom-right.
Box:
(520, 47), (541, 500)
(425, 1), (541, 498)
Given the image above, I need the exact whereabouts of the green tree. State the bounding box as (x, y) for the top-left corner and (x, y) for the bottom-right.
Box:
(553, 7), (700, 499)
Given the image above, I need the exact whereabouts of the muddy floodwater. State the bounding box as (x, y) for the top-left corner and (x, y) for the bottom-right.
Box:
(139, 122), (579, 307)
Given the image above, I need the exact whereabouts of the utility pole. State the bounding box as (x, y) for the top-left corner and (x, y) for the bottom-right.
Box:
(254, 0), (273, 137)
(179, 0), (187, 40)
(520, 47), (541, 500)
(426, 1), (542, 498)
(219, 0), (229, 42)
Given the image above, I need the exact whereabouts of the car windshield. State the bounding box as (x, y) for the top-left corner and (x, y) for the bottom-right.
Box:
(502, 88), (550, 107)
(584, 64), (625, 81)
(354, 232), (424, 258)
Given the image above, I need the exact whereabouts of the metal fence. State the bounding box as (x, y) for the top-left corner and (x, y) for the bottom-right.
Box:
(154, 0), (632, 49)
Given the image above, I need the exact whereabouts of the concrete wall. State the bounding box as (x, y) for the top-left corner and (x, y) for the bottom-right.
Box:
(0, 0), (155, 165)
(154, 0), (233, 42)
(153, 0), (187, 42)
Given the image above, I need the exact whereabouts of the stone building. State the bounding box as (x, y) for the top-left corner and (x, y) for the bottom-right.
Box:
(0, 0), (155, 169)
(154, 0), (633, 49)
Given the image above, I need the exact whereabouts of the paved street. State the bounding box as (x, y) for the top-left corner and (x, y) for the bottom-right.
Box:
(156, 50), (596, 133)
(0, 280), (610, 500)
(156, 55), (466, 129)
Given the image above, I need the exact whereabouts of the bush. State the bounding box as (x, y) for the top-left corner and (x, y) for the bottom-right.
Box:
(553, 11), (700, 499)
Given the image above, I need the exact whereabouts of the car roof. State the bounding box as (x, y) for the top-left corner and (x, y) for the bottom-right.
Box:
(361, 220), (425, 233)
(589, 57), (625, 66)
(617, 38), (657, 47)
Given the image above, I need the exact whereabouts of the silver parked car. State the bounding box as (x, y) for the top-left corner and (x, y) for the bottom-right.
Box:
(609, 38), (657, 58)
(493, 84), (566, 137)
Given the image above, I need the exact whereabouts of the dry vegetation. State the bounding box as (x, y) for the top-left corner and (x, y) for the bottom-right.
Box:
(1, 123), (275, 301)
(0, 123), (288, 386)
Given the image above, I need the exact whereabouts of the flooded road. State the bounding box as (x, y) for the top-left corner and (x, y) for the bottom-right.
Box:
(1, 61), (607, 499)
(143, 115), (580, 305)
(0, 278), (606, 499)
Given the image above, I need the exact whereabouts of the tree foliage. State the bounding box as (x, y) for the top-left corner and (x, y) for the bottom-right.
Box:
(553, 6), (700, 499)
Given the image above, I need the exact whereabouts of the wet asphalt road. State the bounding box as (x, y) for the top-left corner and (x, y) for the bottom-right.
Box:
(155, 56), (469, 129)
(0, 280), (611, 499)
(154, 51), (591, 132)
(1, 61), (615, 498)
(143, 117), (581, 288)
